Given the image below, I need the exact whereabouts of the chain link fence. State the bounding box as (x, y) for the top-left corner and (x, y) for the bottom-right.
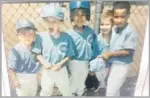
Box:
(2, 1), (149, 96)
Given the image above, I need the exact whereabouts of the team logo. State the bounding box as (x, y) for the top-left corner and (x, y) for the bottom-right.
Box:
(57, 43), (68, 56)
(87, 34), (93, 44)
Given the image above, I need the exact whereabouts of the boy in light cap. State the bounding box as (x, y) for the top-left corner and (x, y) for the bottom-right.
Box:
(7, 19), (40, 96)
(32, 4), (76, 96)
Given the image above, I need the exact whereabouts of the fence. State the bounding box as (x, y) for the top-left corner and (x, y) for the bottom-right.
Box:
(2, 1), (149, 76)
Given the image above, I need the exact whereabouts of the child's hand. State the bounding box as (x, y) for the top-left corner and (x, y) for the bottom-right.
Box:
(52, 63), (61, 71)
(12, 79), (21, 88)
(44, 65), (53, 70)
(97, 55), (102, 58)
(99, 51), (112, 60)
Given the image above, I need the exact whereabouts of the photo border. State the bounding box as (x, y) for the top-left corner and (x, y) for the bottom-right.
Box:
(0, 0), (149, 97)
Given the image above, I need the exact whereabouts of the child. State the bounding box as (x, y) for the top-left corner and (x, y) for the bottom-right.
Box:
(100, 2), (138, 96)
(7, 19), (40, 96)
(68, 1), (100, 96)
(32, 4), (76, 96)
(89, 10), (114, 92)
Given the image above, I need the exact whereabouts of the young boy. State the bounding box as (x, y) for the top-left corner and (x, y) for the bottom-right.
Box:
(7, 19), (40, 96)
(68, 1), (100, 96)
(99, 2), (138, 96)
(89, 10), (114, 92)
(32, 4), (76, 96)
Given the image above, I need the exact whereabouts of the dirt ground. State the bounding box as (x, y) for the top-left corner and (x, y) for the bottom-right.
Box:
(10, 76), (137, 96)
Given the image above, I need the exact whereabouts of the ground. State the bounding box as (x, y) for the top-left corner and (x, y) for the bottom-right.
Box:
(10, 76), (137, 96)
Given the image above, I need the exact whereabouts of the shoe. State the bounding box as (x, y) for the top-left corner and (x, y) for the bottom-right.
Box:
(93, 83), (101, 92)
(72, 93), (78, 96)
(82, 88), (88, 96)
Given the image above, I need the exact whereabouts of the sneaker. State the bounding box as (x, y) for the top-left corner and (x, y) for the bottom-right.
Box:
(72, 93), (78, 96)
(84, 88), (88, 92)
(82, 91), (88, 96)
(93, 83), (101, 92)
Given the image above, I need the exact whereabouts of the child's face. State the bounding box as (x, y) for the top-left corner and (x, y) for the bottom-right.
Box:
(113, 9), (129, 28)
(18, 30), (35, 45)
(73, 9), (86, 28)
(100, 18), (113, 34)
(44, 17), (60, 35)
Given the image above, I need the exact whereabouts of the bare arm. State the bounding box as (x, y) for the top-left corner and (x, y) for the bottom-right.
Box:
(98, 50), (130, 60)
(8, 68), (17, 82)
(8, 68), (20, 88)
(36, 55), (52, 69)
(59, 56), (71, 68)
(110, 50), (130, 57)
(52, 57), (71, 71)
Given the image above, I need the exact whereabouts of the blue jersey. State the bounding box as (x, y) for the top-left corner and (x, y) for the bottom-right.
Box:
(97, 32), (110, 54)
(32, 32), (76, 67)
(67, 26), (100, 61)
(108, 24), (138, 64)
(8, 43), (40, 74)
